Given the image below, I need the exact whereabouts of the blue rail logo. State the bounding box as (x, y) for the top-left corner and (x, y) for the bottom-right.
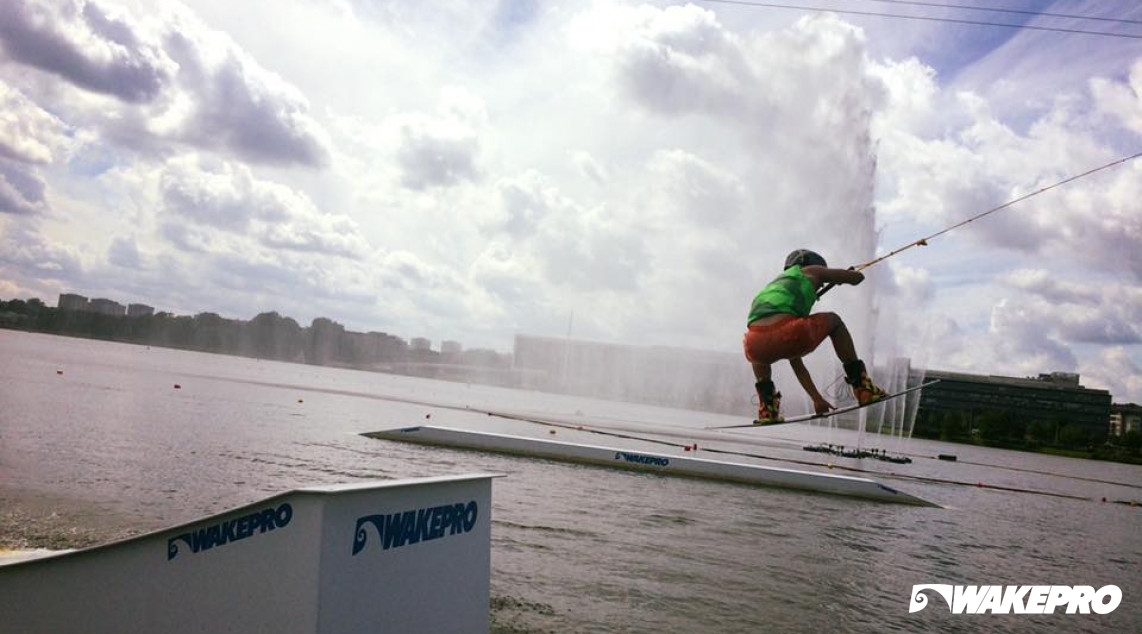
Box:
(353, 500), (478, 556)
(613, 451), (669, 467)
(168, 503), (292, 561)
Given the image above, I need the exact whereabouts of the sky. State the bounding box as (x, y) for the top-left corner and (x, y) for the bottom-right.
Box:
(1, 0), (1141, 402)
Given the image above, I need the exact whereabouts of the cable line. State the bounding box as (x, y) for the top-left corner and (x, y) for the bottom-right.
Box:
(866, 0), (1142, 27)
(697, 0), (1142, 40)
(859, 151), (1142, 272)
(818, 151), (1142, 297)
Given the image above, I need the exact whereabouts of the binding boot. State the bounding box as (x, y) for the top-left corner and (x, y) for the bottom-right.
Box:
(844, 360), (887, 406)
(754, 380), (783, 425)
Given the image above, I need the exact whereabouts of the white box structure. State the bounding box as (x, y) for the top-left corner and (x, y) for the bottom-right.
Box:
(0, 474), (500, 633)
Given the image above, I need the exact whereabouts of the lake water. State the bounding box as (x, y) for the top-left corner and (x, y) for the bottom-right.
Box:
(1, 330), (1139, 633)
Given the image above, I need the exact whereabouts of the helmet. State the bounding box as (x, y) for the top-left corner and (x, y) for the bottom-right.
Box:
(784, 249), (827, 269)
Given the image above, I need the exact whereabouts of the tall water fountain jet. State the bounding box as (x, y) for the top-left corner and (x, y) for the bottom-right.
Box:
(781, 67), (928, 447)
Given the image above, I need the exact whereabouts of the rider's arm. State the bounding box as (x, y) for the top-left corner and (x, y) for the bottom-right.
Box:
(801, 265), (864, 287)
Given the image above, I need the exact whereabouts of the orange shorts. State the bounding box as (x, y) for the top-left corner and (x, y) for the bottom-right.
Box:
(742, 314), (834, 365)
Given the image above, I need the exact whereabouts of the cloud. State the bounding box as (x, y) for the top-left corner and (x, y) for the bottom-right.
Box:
(874, 52), (1142, 278)
(469, 241), (544, 304)
(0, 161), (48, 215)
(0, 80), (76, 165)
(911, 266), (1142, 385)
(0, 220), (85, 303)
(484, 170), (557, 237)
(107, 234), (140, 268)
(1091, 58), (1142, 136)
(1080, 347), (1142, 403)
(890, 263), (933, 304)
(999, 269), (1097, 304)
(646, 149), (745, 224)
(479, 168), (647, 293)
(537, 202), (647, 293)
(0, 79), (79, 216)
(999, 269), (1142, 345)
(0, 0), (330, 167)
(572, 151), (608, 185)
(149, 233), (385, 324)
(159, 157), (368, 258)
(607, 3), (746, 116)
(866, 42), (1142, 391)
(988, 298), (1077, 372)
(160, 21), (331, 167)
(0, 0), (172, 103)
(0, 221), (83, 279)
(391, 87), (486, 190)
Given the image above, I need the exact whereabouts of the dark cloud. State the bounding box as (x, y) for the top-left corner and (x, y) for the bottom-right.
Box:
(164, 31), (330, 168)
(998, 272), (1142, 345)
(1058, 316), (1141, 345)
(107, 235), (141, 269)
(160, 221), (212, 254)
(1071, 197), (1142, 282)
(493, 0), (539, 30)
(0, 0), (169, 103)
(0, 160), (47, 215)
(81, 1), (138, 49)
(1000, 270), (1097, 304)
(0, 1), (329, 168)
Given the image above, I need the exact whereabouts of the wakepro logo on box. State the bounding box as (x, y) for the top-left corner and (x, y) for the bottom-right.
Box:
(909, 584), (1121, 615)
(352, 500), (478, 555)
(167, 503), (293, 560)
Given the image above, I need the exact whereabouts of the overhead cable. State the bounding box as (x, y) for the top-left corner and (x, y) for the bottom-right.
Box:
(698, 0), (1142, 40)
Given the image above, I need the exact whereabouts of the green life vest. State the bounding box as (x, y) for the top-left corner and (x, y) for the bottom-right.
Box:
(747, 265), (818, 324)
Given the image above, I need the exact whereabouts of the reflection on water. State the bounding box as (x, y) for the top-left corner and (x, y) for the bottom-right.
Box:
(1, 331), (1139, 633)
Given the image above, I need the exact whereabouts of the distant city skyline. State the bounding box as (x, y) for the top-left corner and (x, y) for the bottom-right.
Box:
(52, 289), (458, 352)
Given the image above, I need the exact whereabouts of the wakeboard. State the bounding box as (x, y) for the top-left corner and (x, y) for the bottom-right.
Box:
(708, 380), (940, 429)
